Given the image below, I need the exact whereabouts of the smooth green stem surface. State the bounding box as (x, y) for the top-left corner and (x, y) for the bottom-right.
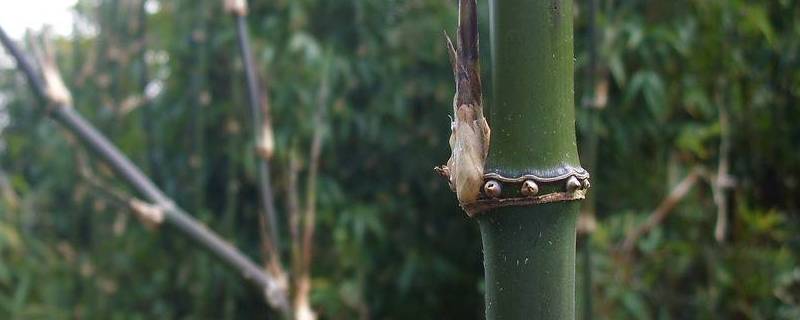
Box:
(480, 0), (580, 319)
(486, 0), (579, 175)
(479, 203), (578, 319)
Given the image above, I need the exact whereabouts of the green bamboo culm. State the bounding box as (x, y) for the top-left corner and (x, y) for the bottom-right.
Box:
(479, 0), (580, 319)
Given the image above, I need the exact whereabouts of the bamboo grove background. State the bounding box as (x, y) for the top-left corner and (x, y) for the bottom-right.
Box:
(0, 0), (798, 319)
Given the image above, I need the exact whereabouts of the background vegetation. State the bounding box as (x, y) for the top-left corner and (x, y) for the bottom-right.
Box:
(0, 0), (798, 319)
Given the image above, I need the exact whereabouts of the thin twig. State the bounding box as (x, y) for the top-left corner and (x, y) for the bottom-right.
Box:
(74, 147), (166, 230)
(74, 149), (133, 207)
(620, 167), (703, 253)
(0, 26), (289, 311)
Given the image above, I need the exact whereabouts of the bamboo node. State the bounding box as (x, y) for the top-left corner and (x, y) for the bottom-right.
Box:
(484, 166), (590, 183)
(435, 166), (592, 216)
(483, 180), (502, 198)
(42, 62), (73, 107)
(566, 176), (582, 192)
(263, 269), (290, 311)
(520, 180), (539, 196)
(28, 30), (72, 108)
(256, 124), (275, 160)
(223, 0), (248, 16)
(129, 198), (165, 230)
(459, 169), (590, 217)
(463, 189), (588, 217)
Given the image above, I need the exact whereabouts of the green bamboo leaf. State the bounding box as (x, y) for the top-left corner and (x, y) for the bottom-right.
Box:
(740, 4), (776, 47)
(641, 72), (666, 120)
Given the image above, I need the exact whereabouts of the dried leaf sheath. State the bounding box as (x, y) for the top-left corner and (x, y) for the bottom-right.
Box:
(445, 0), (490, 205)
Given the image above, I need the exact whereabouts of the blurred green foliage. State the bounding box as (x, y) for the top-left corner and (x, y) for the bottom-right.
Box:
(0, 0), (798, 319)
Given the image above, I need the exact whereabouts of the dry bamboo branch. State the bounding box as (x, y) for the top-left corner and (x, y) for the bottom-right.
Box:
(287, 152), (302, 273)
(292, 59), (331, 320)
(76, 151), (164, 231)
(257, 210), (290, 307)
(224, 0), (248, 16)
(713, 89), (733, 243)
(227, 0), (282, 261)
(128, 198), (166, 229)
(27, 30), (72, 107)
(620, 167), (703, 252)
(0, 26), (289, 311)
(0, 170), (20, 212)
(75, 150), (163, 235)
(74, 149), (134, 207)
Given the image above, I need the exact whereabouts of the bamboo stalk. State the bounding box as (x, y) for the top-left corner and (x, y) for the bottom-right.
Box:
(479, 0), (584, 318)
(439, 0), (586, 317)
(0, 26), (289, 312)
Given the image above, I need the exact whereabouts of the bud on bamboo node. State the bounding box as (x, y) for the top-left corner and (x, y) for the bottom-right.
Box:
(223, 0), (248, 16)
(29, 30), (72, 108)
(42, 62), (73, 107)
(521, 180), (539, 196)
(435, 0), (593, 217)
(263, 268), (289, 311)
(459, 168), (591, 217)
(129, 198), (165, 230)
(566, 176), (582, 193)
(582, 178), (591, 190)
(255, 123), (275, 160)
(484, 180), (502, 198)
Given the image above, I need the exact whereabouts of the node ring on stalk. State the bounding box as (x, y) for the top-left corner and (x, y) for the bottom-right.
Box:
(462, 166), (591, 217)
